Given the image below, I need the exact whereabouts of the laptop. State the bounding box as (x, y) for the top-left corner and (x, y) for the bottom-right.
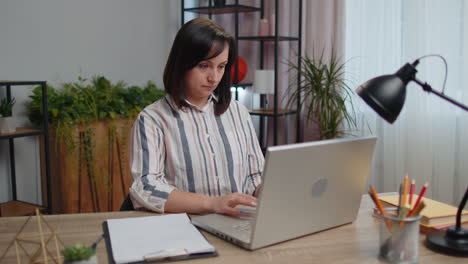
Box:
(191, 136), (377, 250)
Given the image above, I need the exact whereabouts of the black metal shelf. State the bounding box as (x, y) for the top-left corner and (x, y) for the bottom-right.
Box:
(249, 108), (296, 117)
(234, 82), (252, 87)
(0, 81), (46, 86)
(183, 4), (261, 14)
(182, 0), (303, 149)
(0, 81), (51, 215)
(238, 36), (300, 41)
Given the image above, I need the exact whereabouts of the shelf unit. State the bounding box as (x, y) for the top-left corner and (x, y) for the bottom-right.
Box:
(0, 81), (51, 216)
(182, 0), (302, 150)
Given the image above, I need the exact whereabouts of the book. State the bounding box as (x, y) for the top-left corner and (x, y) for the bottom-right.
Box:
(419, 222), (461, 234)
(378, 195), (468, 226)
(371, 207), (452, 234)
(103, 214), (217, 264)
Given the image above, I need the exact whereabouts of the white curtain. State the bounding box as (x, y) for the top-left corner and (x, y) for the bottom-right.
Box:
(345, 0), (468, 206)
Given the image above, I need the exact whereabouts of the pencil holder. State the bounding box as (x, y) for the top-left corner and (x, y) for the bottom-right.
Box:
(377, 208), (422, 264)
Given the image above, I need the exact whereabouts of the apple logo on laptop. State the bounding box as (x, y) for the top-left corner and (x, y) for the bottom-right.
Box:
(311, 178), (328, 197)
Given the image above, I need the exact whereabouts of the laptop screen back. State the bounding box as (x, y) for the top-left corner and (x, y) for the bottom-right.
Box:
(250, 136), (377, 249)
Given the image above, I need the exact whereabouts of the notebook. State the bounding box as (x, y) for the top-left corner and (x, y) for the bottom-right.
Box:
(378, 195), (468, 226)
(192, 136), (377, 250)
(103, 214), (217, 264)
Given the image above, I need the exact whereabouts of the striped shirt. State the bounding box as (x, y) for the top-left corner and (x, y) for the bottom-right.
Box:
(129, 95), (264, 213)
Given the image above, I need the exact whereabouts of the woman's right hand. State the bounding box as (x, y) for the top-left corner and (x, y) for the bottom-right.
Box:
(207, 193), (257, 216)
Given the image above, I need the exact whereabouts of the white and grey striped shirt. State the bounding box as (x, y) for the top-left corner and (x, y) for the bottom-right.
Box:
(129, 95), (264, 213)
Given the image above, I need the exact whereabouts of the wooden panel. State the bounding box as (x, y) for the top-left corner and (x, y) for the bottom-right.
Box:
(47, 120), (134, 214)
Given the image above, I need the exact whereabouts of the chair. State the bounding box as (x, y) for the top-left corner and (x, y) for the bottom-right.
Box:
(120, 195), (134, 211)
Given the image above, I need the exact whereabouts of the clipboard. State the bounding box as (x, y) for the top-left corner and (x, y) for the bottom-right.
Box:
(102, 214), (217, 264)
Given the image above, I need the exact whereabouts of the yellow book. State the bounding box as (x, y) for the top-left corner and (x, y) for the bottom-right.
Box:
(378, 195), (468, 226)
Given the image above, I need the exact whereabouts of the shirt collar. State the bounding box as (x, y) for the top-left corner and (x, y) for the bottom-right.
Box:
(184, 94), (218, 112)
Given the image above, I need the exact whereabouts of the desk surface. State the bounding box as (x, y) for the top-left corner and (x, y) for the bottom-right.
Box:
(0, 195), (466, 264)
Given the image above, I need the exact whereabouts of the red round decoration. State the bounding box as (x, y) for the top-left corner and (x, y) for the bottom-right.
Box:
(230, 56), (247, 83)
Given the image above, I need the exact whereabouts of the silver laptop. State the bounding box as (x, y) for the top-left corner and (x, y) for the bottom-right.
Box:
(191, 136), (377, 250)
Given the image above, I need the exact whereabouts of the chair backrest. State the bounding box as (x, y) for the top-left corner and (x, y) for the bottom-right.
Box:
(119, 195), (134, 211)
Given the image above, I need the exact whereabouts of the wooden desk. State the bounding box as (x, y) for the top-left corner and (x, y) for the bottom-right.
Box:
(0, 195), (466, 263)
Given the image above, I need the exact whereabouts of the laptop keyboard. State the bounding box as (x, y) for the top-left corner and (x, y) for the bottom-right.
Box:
(233, 221), (252, 233)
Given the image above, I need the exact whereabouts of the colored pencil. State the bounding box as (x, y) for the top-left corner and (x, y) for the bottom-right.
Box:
(397, 183), (403, 216)
(407, 182), (428, 217)
(402, 175), (409, 207)
(368, 189), (378, 205)
(408, 201), (426, 217)
(409, 179), (415, 205)
(369, 185), (392, 231)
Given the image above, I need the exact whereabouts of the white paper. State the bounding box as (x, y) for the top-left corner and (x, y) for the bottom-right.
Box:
(107, 213), (215, 264)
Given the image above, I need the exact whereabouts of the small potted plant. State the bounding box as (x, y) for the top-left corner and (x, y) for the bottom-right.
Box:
(0, 97), (16, 134)
(62, 243), (97, 264)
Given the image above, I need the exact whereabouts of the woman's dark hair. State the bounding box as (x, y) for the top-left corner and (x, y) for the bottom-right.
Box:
(163, 17), (236, 115)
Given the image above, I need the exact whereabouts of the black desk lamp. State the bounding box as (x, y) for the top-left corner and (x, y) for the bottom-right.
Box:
(356, 56), (468, 256)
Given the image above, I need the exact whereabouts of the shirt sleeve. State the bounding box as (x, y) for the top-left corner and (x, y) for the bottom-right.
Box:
(241, 105), (265, 195)
(129, 112), (175, 213)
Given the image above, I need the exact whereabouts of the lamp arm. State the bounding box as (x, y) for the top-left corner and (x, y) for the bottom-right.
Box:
(455, 187), (468, 231)
(413, 78), (468, 112)
(413, 78), (468, 231)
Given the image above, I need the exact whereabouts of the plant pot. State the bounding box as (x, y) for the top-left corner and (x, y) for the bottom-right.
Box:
(64, 255), (97, 264)
(0, 116), (16, 134)
(47, 119), (133, 213)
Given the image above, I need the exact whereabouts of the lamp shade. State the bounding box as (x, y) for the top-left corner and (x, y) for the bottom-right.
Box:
(356, 75), (406, 123)
(253, 69), (274, 94)
(356, 62), (418, 123)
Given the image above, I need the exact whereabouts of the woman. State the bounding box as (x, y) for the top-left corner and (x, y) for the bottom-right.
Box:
(129, 17), (264, 216)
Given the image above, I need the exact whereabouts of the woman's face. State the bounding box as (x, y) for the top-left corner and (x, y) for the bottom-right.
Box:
(184, 42), (229, 107)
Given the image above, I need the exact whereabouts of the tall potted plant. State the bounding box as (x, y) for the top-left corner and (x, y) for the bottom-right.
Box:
(288, 50), (356, 140)
(0, 97), (16, 133)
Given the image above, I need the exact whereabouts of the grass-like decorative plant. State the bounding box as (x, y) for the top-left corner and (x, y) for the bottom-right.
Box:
(0, 97), (15, 118)
(62, 243), (95, 262)
(288, 50), (357, 140)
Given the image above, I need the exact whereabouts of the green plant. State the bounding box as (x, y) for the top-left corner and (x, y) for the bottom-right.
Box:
(62, 243), (95, 262)
(26, 76), (165, 149)
(0, 97), (16, 118)
(26, 75), (165, 126)
(287, 50), (357, 139)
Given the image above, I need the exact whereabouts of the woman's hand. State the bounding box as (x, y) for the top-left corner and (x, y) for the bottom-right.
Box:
(253, 184), (262, 197)
(207, 193), (257, 216)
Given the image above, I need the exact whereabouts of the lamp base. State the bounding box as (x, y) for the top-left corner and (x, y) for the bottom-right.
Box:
(426, 226), (468, 256)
